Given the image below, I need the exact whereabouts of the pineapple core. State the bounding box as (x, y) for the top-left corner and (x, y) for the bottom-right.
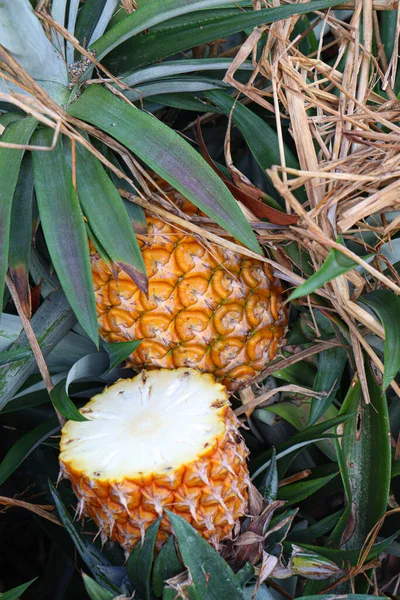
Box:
(59, 368), (249, 553)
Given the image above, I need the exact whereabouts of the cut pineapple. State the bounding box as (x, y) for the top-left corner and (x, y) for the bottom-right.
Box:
(59, 368), (249, 554)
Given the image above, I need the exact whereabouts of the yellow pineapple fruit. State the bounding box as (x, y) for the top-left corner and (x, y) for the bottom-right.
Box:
(59, 368), (250, 555)
(91, 183), (287, 390)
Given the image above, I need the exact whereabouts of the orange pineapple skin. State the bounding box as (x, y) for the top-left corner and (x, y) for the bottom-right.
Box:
(91, 213), (287, 390)
(60, 407), (249, 553)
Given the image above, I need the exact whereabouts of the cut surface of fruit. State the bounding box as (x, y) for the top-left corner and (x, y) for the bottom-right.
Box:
(59, 368), (249, 553)
(91, 183), (287, 390)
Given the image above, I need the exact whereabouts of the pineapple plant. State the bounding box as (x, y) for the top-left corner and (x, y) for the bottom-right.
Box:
(1, 0), (400, 599)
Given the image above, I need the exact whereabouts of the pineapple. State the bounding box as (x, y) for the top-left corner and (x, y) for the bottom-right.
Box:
(91, 189), (287, 390)
(59, 368), (249, 554)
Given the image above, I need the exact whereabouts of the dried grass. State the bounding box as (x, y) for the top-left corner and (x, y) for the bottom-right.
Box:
(224, 2), (400, 401)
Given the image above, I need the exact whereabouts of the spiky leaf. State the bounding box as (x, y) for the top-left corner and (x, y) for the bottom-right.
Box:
(68, 84), (260, 253)
(32, 128), (98, 344)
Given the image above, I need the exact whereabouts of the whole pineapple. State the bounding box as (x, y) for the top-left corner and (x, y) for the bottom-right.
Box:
(92, 183), (287, 390)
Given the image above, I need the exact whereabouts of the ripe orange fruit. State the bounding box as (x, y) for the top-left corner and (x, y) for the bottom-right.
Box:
(91, 184), (287, 389)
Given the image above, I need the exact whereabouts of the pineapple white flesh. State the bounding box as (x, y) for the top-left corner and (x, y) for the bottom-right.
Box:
(59, 368), (228, 481)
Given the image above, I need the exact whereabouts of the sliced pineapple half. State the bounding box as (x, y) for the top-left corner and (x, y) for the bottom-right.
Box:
(59, 368), (249, 554)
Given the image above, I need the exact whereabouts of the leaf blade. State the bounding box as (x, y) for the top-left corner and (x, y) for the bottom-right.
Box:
(127, 518), (161, 600)
(9, 153), (34, 318)
(359, 289), (400, 390)
(0, 117), (37, 308)
(74, 142), (147, 292)
(32, 128), (98, 344)
(205, 89), (299, 172)
(103, 340), (141, 371)
(153, 536), (183, 598)
(166, 510), (243, 600)
(309, 346), (347, 425)
(277, 472), (338, 506)
(50, 378), (88, 422)
(0, 417), (60, 487)
(289, 238), (371, 300)
(92, 0), (345, 65)
(49, 480), (121, 594)
(0, 578), (38, 600)
(340, 363), (391, 552)
(68, 85), (260, 253)
(82, 573), (115, 600)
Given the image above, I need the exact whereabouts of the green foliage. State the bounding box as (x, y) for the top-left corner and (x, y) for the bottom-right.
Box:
(0, 417), (60, 487)
(359, 290), (400, 390)
(127, 519), (161, 600)
(1, 1), (399, 598)
(32, 128), (99, 344)
(0, 118), (37, 309)
(289, 237), (371, 300)
(166, 511), (243, 600)
(67, 84), (261, 254)
(152, 536), (183, 598)
(0, 578), (38, 600)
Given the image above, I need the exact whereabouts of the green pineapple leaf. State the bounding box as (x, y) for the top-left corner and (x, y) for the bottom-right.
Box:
(0, 578), (38, 600)
(32, 128), (99, 345)
(67, 84), (261, 254)
(153, 536), (184, 598)
(127, 518), (161, 600)
(73, 142), (147, 292)
(92, 0), (345, 66)
(166, 510), (243, 600)
(82, 573), (115, 600)
(0, 417), (60, 487)
(359, 289), (400, 390)
(0, 117), (37, 310)
(8, 154), (34, 319)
